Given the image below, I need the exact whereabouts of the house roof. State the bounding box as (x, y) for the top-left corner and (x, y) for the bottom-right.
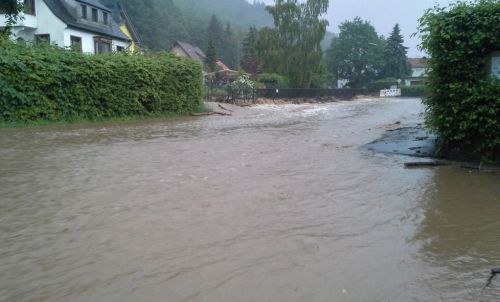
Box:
(43, 0), (129, 41)
(108, 1), (141, 44)
(174, 41), (206, 62)
(408, 58), (428, 68)
(216, 60), (231, 71)
(76, 0), (111, 12)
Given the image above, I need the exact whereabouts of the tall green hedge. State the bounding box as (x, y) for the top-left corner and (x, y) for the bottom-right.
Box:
(0, 42), (202, 123)
(419, 0), (500, 161)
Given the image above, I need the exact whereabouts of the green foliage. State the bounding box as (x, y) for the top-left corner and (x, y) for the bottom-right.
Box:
(204, 38), (217, 72)
(401, 85), (427, 97)
(227, 75), (256, 99)
(223, 24), (240, 69)
(264, 0), (329, 88)
(99, 0), (267, 55)
(418, 0), (500, 161)
(0, 42), (202, 123)
(257, 73), (290, 88)
(172, 0), (273, 29)
(256, 27), (283, 74)
(382, 24), (410, 79)
(0, 0), (24, 38)
(241, 26), (260, 75)
(326, 18), (385, 88)
(366, 78), (398, 92)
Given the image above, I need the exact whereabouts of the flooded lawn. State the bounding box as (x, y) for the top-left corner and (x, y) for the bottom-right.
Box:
(1, 98), (499, 302)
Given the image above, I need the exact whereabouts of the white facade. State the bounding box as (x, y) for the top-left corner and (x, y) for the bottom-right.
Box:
(64, 28), (128, 53)
(411, 67), (427, 78)
(1, 0), (130, 54)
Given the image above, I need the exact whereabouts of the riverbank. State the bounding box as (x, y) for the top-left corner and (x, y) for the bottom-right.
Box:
(0, 104), (213, 129)
(364, 121), (500, 170)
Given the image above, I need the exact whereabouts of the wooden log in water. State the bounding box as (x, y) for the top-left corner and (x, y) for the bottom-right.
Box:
(191, 111), (232, 116)
(404, 161), (448, 168)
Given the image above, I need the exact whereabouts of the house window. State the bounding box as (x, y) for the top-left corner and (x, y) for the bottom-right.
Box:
(116, 46), (125, 52)
(81, 5), (87, 19)
(94, 37), (112, 54)
(35, 34), (50, 45)
(91, 8), (98, 22)
(103, 12), (108, 24)
(0, 1), (16, 14)
(24, 0), (35, 15)
(70, 36), (82, 52)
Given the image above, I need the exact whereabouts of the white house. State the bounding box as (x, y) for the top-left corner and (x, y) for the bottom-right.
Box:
(0, 0), (132, 54)
(405, 58), (428, 86)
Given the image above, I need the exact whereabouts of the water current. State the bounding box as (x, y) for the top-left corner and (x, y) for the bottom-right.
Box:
(1, 98), (499, 302)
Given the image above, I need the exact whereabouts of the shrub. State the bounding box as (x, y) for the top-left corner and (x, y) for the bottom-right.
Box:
(401, 85), (427, 97)
(418, 0), (500, 161)
(366, 78), (398, 92)
(257, 73), (290, 88)
(0, 42), (202, 123)
(227, 75), (256, 100)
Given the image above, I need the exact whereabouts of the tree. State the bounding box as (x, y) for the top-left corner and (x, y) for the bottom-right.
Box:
(206, 15), (224, 56)
(264, 0), (329, 87)
(240, 26), (260, 75)
(382, 24), (410, 79)
(223, 24), (240, 69)
(0, 0), (24, 38)
(204, 37), (217, 72)
(326, 18), (384, 88)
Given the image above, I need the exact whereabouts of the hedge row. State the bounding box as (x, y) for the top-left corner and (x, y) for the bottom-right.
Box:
(419, 0), (500, 161)
(0, 42), (202, 122)
(401, 85), (426, 97)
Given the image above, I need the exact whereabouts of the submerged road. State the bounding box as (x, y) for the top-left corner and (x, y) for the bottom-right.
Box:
(1, 98), (499, 302)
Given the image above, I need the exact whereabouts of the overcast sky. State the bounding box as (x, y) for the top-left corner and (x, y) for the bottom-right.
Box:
(255, 0), (456, 57)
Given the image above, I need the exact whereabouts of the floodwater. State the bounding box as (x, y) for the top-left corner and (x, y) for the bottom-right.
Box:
(0, 98), (499, 302)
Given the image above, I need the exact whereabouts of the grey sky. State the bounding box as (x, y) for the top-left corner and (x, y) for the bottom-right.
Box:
(254, 0), (456, 57)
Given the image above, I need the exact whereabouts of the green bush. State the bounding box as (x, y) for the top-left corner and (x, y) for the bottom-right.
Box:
(401, 85), (427, 97)
(366, 78), (398, 92)
(257, 73), (290, 88)
(0, 42), (202, 123)
(419, 0), (500, 161)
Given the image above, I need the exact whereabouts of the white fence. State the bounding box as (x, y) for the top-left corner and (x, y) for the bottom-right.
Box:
(380, 89), (401, 97)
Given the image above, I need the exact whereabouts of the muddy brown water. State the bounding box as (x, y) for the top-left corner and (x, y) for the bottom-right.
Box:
(1, 98), (499, 302)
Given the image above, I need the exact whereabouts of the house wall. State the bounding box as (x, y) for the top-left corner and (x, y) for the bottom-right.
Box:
(3, 0), (130, 54)
(63, 29), (129, 53)
(172, 45), (188, 57)
(0, 13), (37, 29)
(412, 67), (427, 78)
(119, 24), (136, 52)
(6, 0), (66, 45)
(113, 39), (128, 52)
(64, 28), (96, 53)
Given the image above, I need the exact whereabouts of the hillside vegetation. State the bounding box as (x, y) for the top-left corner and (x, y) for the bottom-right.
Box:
(172, 0), (273, 29)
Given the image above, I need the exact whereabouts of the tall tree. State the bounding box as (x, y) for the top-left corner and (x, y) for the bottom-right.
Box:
(256, 27), (283, 74)
(326, 18), (385, 88)
(206, 15), (224, 57)
(223, 24), (240, 69)
(265, 0), (329, 87)
(382, 24), (410, 79)
(241, 26), (260, 74)
(205, 37), (217, 72)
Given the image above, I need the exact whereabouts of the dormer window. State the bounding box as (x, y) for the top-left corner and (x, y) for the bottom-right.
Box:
(91, 8), (98, 22)
(81, 5), (87, 19)
(103, 12), (108, 25)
